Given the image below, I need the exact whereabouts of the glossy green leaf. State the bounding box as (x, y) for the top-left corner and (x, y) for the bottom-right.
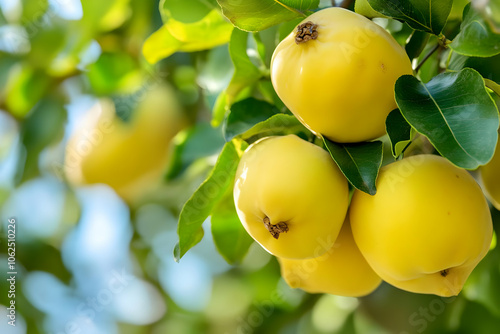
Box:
(166, 123), (226, 180)
(386, 109), (413, 158)
(223, 98), (280, 141)
(395, 69), (499, 169)
(143, 9), (233, 64)
(354, 0), (387, 18)
(405, 30), (430, 60)
(323, 139), (383, 195)
(367, 0), (453, 35)
(238, 114), (310, 143)
(450, 4), (500, 57)
(217, 0), (317, 32)
(175, 140), (246, 261)
(211, 29), (262, 126)
(464, 54), (500, 83)
(211, 191), (253, 264)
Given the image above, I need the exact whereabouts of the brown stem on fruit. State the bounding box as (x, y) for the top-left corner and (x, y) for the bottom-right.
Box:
(263, 216), (289, 239)
(440, 269), (449, 277)
(295, 21), (318, 44)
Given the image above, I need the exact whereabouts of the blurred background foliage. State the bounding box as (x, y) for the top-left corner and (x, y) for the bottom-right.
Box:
(0, 0), (499, 333)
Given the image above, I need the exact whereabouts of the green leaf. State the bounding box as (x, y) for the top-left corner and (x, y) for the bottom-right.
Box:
(282, 0), (319, 11)
(257, 80), (286, 110)
(216, 0), (317, 32)
(367, 0), (453, 35)
(385, 109), (414, 158)
(395, 68), (499, 170)
(278, 17), (304, 41)
(405, 30), (430, 60)
(211, 29), (262, 126)
(223, 98), (280, 141)
(354, 0), (387, 18)
(251, 25), (280, 67)
(175, 140), (247, 261)
(323, 138), (383, 196)
(212, 92), (230, 126)
(450, 3), (500, 57)
(166, 123), (226, 180)
(238, 114), (310, 143)
(464, 54), (500, 83)
(143, 9), (233, 64)
(211, 191), (253, 264)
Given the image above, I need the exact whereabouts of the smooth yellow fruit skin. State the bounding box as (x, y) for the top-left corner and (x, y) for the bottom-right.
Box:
(270, 8), (413, 143)
(350, 155), (493, 297)
(480, 142), (500, 210)
(278, 217), (381, 297)
(65, 85), (185, 202)
(233, 135), (349, 259)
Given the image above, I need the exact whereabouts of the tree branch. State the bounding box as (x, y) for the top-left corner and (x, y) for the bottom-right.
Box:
(414, 44), (440, 73)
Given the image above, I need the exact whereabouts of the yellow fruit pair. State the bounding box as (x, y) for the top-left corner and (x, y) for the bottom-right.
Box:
(233, 134), (380, 297)
(351, 155), (493, 297)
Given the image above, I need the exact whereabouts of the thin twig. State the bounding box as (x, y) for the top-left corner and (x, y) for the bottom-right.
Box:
(414, 44), (440, 73)
(398, 140), (413, 160)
